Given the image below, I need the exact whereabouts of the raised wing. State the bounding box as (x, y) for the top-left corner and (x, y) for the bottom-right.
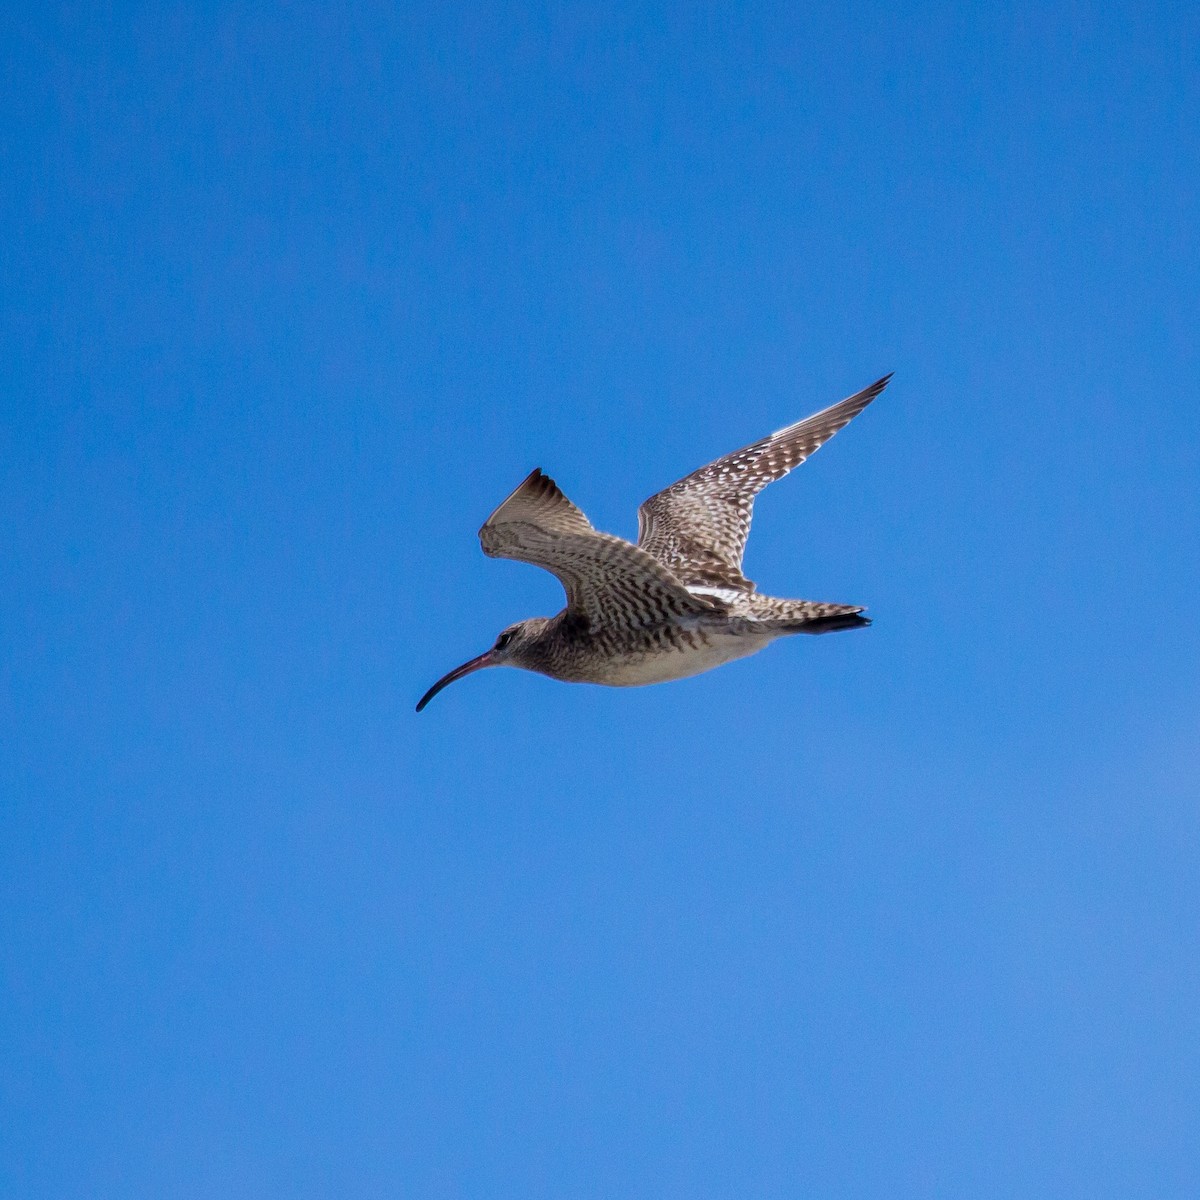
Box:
(479, 469), (724, 628)
(637, 374), (891, 590)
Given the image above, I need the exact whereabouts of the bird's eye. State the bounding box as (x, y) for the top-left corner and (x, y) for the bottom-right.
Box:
(496, 631), (514, 648)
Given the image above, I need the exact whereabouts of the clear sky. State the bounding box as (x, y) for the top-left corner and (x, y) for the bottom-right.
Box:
(2, 3), (1198, 1197)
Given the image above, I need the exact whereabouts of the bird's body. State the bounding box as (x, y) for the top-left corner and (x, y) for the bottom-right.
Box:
(417, 374), (891, 711)
(502, 595), (870, 688)
(501, 607), (764, 687)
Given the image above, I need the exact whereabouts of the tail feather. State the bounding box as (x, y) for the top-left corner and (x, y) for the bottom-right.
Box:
(745, 595), (871, 635)
(787, 610), (871, 635)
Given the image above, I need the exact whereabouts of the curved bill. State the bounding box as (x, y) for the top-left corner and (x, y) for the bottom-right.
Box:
(415, 651), (494, 712)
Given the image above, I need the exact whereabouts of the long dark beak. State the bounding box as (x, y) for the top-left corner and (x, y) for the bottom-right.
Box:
(415, 651), (495, 712)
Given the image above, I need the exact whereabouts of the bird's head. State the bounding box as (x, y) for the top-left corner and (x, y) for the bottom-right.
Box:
(416, 618), (550, 712)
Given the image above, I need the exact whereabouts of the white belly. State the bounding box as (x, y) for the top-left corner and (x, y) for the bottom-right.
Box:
(588, 628), (772, 687)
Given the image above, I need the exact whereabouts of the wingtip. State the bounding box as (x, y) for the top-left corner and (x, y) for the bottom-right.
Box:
(480, 467), (549, 536)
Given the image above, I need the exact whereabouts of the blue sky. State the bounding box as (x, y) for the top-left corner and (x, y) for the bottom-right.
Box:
(2, 3), (1198, 1196)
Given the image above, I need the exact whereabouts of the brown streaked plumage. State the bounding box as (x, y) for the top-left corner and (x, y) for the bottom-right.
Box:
(416, 374), (891, 711)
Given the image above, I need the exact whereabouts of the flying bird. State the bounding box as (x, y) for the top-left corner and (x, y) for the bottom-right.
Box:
(417, 374), (891, 711)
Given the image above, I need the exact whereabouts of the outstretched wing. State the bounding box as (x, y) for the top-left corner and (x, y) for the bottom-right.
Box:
(479, 469), (725, 629)
(637, 375), (891, 591)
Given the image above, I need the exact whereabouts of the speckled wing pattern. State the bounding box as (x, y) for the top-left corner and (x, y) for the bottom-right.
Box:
(479, 469), (725, 629)
(636, 375), (892, 591)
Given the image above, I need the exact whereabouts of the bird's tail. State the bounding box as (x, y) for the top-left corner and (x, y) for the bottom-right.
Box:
(786, 609), (871, 635)
(747, 596), (871, 635)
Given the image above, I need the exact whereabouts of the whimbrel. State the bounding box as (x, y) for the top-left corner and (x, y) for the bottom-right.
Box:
(417, 374), (891, 711)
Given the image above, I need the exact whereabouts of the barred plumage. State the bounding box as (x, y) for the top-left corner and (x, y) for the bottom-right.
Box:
(636, 375), (892, 591)
(416, 374), (891, 711)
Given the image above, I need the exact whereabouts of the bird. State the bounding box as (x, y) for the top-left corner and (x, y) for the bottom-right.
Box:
(416, 374), (891, 711)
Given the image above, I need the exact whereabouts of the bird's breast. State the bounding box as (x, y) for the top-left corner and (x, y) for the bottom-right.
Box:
(539, 619), (771, 687)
